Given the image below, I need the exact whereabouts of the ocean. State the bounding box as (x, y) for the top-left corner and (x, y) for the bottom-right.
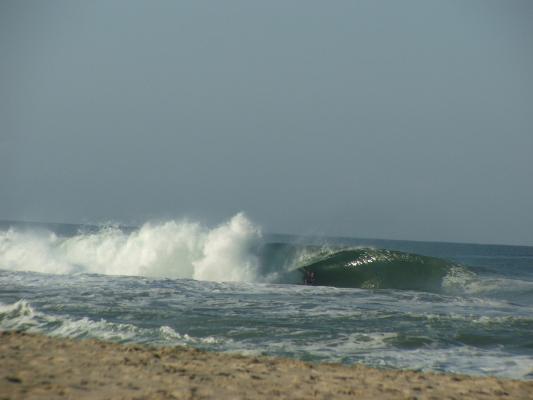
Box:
(1, 214), (532, 380)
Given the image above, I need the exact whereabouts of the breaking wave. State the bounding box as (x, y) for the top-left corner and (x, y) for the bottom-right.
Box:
(295, 248), (471, 292)
(0, 213), (262, 282)
(0, 214), (486, 293)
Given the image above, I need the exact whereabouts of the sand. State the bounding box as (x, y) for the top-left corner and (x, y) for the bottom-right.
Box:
(1, 331), (532, 400)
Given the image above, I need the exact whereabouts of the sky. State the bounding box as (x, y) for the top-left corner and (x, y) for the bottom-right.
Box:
(1, 0), (532, 245)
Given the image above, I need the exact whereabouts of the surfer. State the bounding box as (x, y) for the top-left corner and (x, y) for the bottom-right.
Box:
(305, 271), (316, 285)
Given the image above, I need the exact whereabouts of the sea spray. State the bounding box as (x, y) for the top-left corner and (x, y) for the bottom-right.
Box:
(192, 213), (261, 282)
(0, 213), (263, 281)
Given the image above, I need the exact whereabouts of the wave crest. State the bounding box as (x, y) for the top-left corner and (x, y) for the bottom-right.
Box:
(1, 216), (481, 293)
(0, 213), (261, 282)
(297, 248), (469, 292)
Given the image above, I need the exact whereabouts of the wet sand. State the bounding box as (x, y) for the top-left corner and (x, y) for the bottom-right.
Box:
(1, 331), (532, 399)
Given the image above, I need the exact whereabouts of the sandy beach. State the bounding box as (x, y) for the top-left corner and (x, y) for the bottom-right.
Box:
(0, 331), (531, 399)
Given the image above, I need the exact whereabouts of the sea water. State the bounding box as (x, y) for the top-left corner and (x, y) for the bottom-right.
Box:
(1, 214), (532, 379)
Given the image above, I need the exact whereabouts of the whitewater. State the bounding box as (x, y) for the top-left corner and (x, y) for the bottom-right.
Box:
(0, 213), (264, 281)
(1, 214), (533, 379)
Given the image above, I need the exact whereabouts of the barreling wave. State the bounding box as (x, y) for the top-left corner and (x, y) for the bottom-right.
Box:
(0, 214), (474, 293)
(293, 247), (471, 292)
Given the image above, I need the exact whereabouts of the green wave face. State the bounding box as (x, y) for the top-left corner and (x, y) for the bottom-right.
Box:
(298, 248), (456, 291)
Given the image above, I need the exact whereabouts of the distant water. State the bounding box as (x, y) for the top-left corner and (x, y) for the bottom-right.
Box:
(1, 215), (532, 379)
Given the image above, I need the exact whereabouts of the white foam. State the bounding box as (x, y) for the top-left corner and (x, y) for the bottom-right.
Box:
(192, 214), (261, 282)
(0, 213), (263, 282)
(356, 346), (533, 380)
(0, 299), (37, 331)
(0, 300), (222, 345)
(443, 266), (533, 297)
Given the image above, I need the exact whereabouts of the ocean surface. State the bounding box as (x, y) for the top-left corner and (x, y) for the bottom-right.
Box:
(1, 214), (532, 379)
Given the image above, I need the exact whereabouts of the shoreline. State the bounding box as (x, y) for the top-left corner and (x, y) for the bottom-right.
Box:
(1, 331), (532, 399)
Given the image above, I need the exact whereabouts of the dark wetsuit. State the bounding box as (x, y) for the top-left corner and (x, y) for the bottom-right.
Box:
(305, 271), (316, 285)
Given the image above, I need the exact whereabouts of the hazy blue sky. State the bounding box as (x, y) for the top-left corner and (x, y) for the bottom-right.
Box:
(1, 0), (532, 245)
